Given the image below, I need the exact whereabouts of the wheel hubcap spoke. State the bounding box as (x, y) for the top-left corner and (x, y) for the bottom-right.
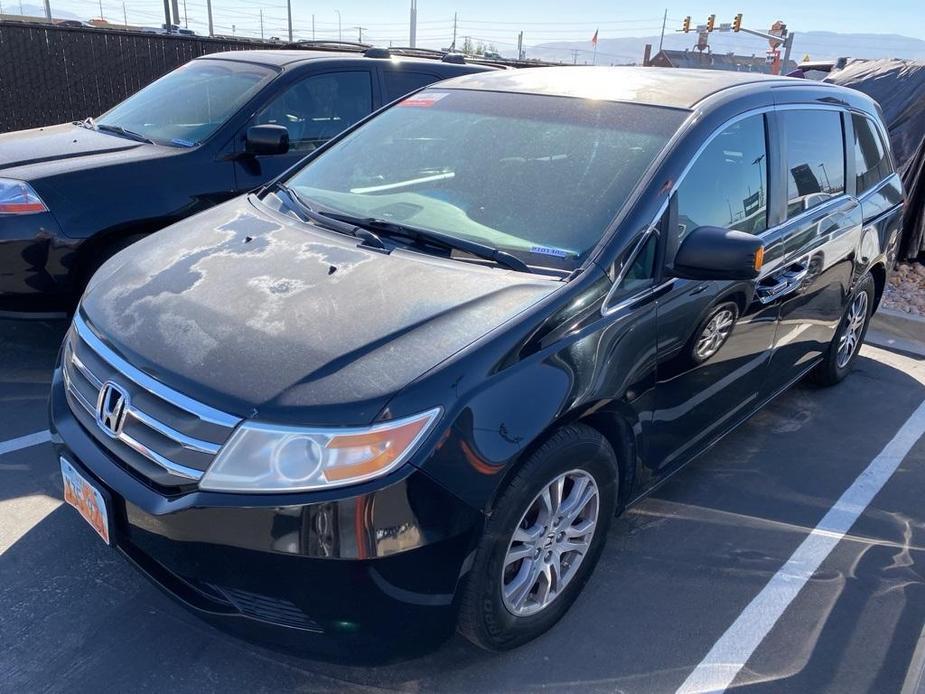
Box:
(836, 290), (868, 368)
(501, 470), (600, 616)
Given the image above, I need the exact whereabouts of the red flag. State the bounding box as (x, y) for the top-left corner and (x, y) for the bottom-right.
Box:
(591, 28), (598, 45)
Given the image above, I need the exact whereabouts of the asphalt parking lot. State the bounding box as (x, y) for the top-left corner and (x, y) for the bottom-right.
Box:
(2, 317), (925, 693)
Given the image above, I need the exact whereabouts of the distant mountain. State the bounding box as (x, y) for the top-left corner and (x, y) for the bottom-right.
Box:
(526, 30), (925, 65)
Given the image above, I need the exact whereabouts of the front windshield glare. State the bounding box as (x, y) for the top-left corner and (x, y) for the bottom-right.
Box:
(286, 89), (684, 268)
(98, 60), (274, 146)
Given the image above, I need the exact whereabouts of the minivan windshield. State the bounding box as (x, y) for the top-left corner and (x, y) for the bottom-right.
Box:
(97, 59), (275, 146)
(286, 89), (685, 269)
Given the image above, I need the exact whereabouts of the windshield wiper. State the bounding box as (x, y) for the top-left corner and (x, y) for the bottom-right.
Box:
(76, 116), (97, 130)
(95, 123), (154, 144)
(275, 184), (388, 249)
(317, 210), (532, 274)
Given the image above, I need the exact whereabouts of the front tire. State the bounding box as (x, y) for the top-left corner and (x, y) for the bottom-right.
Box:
(457, 423), (618, 651)
(811, 272), (875, 386)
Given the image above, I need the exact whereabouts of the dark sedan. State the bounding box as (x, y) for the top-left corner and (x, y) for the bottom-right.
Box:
(50, 67), (903, 655)
(0, 47), (494, 310)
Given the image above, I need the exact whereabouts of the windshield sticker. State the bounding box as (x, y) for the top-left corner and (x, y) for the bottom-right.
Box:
(397, 92), (450, 108)
(530, 245), (574, 258)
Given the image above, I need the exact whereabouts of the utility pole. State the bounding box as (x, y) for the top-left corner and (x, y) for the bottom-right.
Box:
(287, 0), (292, 42)
(170, 0), (179, 28)
(162, 0), (171, 32)
(353, 26), (366, 42)
(658, 8), (667, 52)
(517, 30), (524, 60)
(409, 0), (416, 48)
(122, 0), (127, 26)
(782, 31), (795, 71)
(206, 0), (213, 36)
(311, 13), (315, 40)
(335, 8), (341, 41)
(259, 9), (264, 39)
(570, 48), (580, 64)
(451, 12), (457, 50)
(43, 0), (51, 20)
(182, 0), (187, 27)
(97, 0), (103, 20)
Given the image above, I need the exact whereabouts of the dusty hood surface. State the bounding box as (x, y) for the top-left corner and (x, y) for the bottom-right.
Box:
(0, 124), (145, 174)
(80, 196), (558, 425)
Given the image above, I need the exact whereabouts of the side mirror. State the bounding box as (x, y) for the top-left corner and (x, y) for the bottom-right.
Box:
(672, 226), (765, 281)
(245, 124), (289, 156)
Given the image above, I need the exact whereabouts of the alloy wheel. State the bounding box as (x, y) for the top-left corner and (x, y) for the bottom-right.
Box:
(836, 290), (868, 369)
(501, 470), (600, 617)
(694, 308), (736, 361)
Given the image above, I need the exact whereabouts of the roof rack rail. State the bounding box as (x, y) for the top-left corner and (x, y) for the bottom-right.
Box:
(387, 46), (444, 57)
(294, 39), (371, 52)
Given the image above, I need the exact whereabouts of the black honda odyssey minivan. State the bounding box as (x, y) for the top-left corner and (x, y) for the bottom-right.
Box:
(50, 67), (903, 654)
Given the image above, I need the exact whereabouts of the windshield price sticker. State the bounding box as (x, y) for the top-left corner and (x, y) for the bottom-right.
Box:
(398, 92), (450, 108)
(530, 245), (573, 258)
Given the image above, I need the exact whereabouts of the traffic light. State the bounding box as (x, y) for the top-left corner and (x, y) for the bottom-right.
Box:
(706, 14), (716, 32)
(682, 16), (691, 33)
(733, 13), (742, 32)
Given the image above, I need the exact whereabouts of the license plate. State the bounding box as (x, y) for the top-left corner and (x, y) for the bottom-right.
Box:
(61, 458), (111, 545)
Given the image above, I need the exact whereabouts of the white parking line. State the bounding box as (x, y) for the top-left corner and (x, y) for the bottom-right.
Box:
(678, 399), (925, 694)
(0, 430), (51, 456)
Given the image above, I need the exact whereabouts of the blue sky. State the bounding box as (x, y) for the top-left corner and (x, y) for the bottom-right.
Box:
(11, 0), (924, 45)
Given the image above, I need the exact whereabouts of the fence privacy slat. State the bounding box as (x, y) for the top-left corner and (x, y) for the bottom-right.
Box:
(0, 22), (268, 133)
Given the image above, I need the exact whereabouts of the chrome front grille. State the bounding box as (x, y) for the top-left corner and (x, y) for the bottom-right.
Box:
(63, 313), (241, 487)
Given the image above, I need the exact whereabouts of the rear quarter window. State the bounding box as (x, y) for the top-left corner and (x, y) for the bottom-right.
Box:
(383, 70), (443, 102)
(852, 114), (894, 195)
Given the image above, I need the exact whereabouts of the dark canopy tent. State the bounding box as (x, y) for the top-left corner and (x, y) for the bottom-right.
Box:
(825, 58), (925, 260)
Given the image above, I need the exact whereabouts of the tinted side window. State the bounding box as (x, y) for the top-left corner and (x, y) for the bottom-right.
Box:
(781, 110), (845, 218)
(675, 114), (768, 240)
(382, 70), (441, 102)
(253, 71), (373, 152)
(852, 114), (893, 194)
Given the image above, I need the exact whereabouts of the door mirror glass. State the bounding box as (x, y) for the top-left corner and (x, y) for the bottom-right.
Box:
(673, 226), (764, 281)
(245, 124), (290, 156)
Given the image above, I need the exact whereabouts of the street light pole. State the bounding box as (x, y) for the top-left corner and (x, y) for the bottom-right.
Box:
(286, 0), (292, 42)
(206, 0), (213, 36)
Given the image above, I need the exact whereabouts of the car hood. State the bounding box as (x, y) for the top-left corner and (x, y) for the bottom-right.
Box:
(79, 196), (559, 425)
(0, 123), (153, 178)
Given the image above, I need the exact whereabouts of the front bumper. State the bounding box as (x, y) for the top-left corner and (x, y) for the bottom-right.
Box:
(50, 369), (483, 658)
(0, 212), (78, 309)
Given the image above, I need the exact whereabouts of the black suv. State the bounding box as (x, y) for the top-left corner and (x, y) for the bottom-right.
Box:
(0, 46), (495, 310)
(51, 67), (903, 655)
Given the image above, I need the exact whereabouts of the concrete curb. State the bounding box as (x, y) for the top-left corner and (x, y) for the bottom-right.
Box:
(868, 307), (925, 358)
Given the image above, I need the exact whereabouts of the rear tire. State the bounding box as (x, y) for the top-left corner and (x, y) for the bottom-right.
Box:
(811, 272), (875, 387)
(456, 423), (618, 651)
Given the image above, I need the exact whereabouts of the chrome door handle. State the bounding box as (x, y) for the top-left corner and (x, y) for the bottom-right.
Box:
(757, 260), (809, 304)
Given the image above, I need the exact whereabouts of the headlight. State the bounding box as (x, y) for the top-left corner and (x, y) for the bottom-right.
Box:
(199, 408), (442, 493)
(0, 178), (48, 215)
